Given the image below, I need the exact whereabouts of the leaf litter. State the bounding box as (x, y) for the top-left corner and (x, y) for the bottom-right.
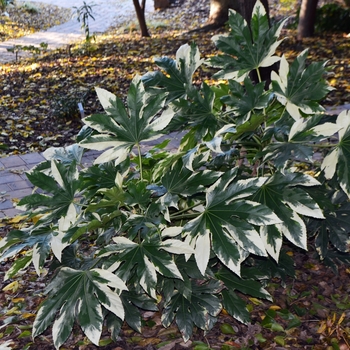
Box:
(0, 1), (72, 42)
(0, 0), (349, 157)
(0, 0), (350, 349)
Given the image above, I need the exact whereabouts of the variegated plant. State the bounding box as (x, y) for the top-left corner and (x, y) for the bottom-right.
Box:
(1, 1), (350, 348)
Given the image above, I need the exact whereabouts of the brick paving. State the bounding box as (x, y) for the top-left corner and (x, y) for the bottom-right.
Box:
(0, 134), (184, 218)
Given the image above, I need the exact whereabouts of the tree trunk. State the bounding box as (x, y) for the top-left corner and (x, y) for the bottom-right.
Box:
(208, 0), (239, 26)
(297, 0), (319, 40)
(154, 0), (170, 9)
(208, 0), (269, 26)
(208, 0), (273, 87)
(236, 0), (270, 26)
(133, 0), (150, 37)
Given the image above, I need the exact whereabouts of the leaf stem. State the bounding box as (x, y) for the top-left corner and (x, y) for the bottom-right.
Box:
(172, 202), (204, 217)
(170, 212), (199, 220)
(256, 68), (262, 84)
(289, 141), (337, 148)
(136, 143), (143, 181)
(312, 143), (337, 149)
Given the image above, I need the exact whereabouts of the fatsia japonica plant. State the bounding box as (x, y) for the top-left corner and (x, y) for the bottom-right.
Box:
(1, 1), (350, 348)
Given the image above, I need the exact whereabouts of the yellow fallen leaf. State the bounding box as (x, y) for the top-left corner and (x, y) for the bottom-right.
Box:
(269, 305), (281, 311)
(8, 215), (28, 224)
(248, 297), (263, 305)
(317, 321), (327, 334)
(12, 297), (25, 303)
(6, 307), (21, 316)
(22, 313), (36, 319)
(338, 312), (345, 325)
(32, 214), (44, 224)
(3, 281), (20, 293)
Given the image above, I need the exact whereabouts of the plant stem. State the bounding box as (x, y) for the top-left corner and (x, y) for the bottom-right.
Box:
(170, 212), (200, 220)
(256, 68), (262, 84)
(312, 143), (337, 148)
(173, 202), (204, 217)
(136, 143), (143, 181)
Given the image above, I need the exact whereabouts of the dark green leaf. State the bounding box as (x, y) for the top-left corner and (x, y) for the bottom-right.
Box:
(216, 266), (272, 301)
(221, 289), (250, 324)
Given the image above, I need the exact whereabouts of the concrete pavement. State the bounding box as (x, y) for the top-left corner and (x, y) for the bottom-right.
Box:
(0, 0), (154, 63)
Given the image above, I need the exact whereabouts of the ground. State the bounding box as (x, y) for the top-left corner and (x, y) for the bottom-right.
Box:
(1, 217), (350, 349)
(0, 0), (350, 349)
(0, 0), (349, 156)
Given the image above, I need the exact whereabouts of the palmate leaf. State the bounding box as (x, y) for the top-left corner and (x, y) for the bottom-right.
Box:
(271, 52), (332, 120)
(321, 110), (350, 198)
(98, 236), (190, 299)
(208, 1), (286, 80)
(261, 142), (314, 170)
(42, 144), (84, 166)
(161, 158), (222, 197)
(4, 253), (32, 280)
(216, 266), (272, 301)
(121, 289), (158, 333)
(32, 267), (127, 350)
(263, 114), (342, 169)
(142, 43), (203, 102)
(288, 114), (341, 142)
(80, 76), (174, 165)
(170, 82), (219, 139)
(221, 290), (250, 324)
(0, 224), (67, 277)
(19, 161), (80, 224)
(308, 202), (350, 259)
(162, 280), (221, 342)
(183, 170), (281, 276)
(252, 172), (323, 259)
(81, 159), (130, 198)
(222, 78), (270, 125)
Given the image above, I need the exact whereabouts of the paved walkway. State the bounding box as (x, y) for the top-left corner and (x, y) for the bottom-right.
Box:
(0, 0), (158, 217)
(0, 134), (185, 218)
(0, 0), (154, 63)
(1, 104), (350, 218)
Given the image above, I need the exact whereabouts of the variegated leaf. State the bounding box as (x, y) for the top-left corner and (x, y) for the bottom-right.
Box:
(160, 239), (195, 255)
(208, 1), (287, 79)
(260, 225), (283, 262)
(271, 51), (332, 120)
(33, 268), (126, 349)
(80, 76), (173, 165)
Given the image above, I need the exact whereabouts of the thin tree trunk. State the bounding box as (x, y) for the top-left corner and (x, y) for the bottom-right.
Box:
(297, 0), (319, 41)
(208, 0), (269, 27)
(133, 0), (150, 37)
